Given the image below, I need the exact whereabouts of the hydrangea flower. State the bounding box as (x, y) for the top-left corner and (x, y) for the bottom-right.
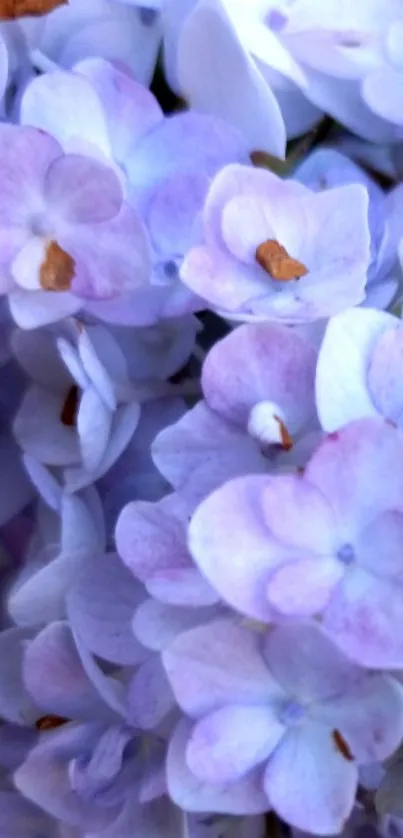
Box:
(178, 0), (403, 144)
(189, 418), (403, 668)
(163, 619), (403, 833)
(180, 163), (371, 323)
(12, 322), (142, 488)
(316, 308), (403, 432)
(0, 124), (150, 328)
(20, 58), (249, 323)
(153, 321), (319, 503)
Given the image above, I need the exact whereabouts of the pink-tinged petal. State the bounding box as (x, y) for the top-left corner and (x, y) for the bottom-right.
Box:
(128, 655), (175, 730)
(187, 704), (285, 784)
(20, 69), (111, 156)
(167, 719), (268, 814)
(264, 623), (361, 704)
(62, 207), (151, 302)
(267, 557), (344, 617)
(77, 386), (112, 472)
(74, 58), (163, 164)
(316, 308), (396, 432)
(202, 322), (316, 431)
(64, 402), (141, 492)
(305, 419), (403, 536)
(133, 598), (219, 652)
(9, 288), (81, 329)
(367, 326), (403, 424)
(264, 723), (357, 834)
(23, 622), (110, 721)
(67, 552), (146, 666)
(149, 172), (209, 256)
(202, 164), (309, 253)
(13, 385), (80, 467)
(324, 567), (403, 669)
(45, 154), (122, 224)
(261, 473), (337, 553)
(363, 67), (403, 127)
(126, 111), (248, 209)
(317, 673), (403, 763)
(0, 628), (38, 725)
(0, 125), (61, 227)
(163, 618), (280, 718)
(177, 0), (286, 156)
(180, 243), (269, 313)
(189, 475), (287, 620)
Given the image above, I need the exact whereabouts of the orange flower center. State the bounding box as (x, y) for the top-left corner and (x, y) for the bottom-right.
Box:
(256, 239), (308, 282)
(40, 240), (75, 292)
(0, 0), (66, 17)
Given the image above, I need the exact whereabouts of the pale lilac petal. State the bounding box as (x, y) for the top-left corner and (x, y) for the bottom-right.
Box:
(152, 401), (267, 500)
(13, 385), (80, 466)
(167, 719), (268, 814)
(77, 327), (117, 410)
(189, 475), (286, 620)
(264, 724), (357, 834)
(163, 618), (280, 718)
(202, 322), (316, 432)
(77, 386), (112, 472)
(261, 473), (337, 553)
(62, 207), (151, 302)
(12, 327), (71, 392)
(0, 125), (61, 227)
(363, 67), (403, 126)
(9, 288), (81, 329)
(316, 674), (403, 763)
(316, 308), (396, 432)
(187, 705), (285, 783)
(367, 326), (403, 424)
(264, 623), (362, 704)
(20, 69), (111, 155)
(74, 57), (163, 163)
(126, 111), (248, 208)
(66, 551), (146, 666)
(149, 172), (209, 256)
(64, 402), (141, 492)
(133, 598), (219, 652)
(45, 154), (122, 224)
(305, 419), (403, 536)
(324, 568), (403, 668)
(23, 622), (111, 721)
(128, 655), (175, 730)
(177, 0), (286, 156)
(267, 557), (344, 617)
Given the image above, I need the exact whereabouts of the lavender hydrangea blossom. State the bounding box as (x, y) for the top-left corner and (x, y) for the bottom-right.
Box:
(1, 1), (403, 837)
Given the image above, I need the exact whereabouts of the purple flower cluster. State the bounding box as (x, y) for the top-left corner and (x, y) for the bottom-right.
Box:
(1, 2), (403, 838)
